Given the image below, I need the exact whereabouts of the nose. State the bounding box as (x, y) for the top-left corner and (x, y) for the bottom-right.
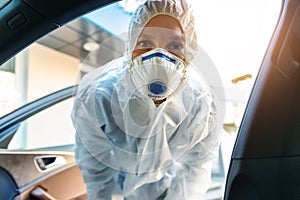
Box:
(132, 48), (153, 59)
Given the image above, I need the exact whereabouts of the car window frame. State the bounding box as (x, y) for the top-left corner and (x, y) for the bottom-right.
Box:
(0, 85), (77, 149)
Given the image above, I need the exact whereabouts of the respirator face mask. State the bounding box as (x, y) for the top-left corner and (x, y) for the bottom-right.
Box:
(130, 48), (187, 101)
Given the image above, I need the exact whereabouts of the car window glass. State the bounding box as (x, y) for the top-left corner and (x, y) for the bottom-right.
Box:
(7, 98), (74, 150)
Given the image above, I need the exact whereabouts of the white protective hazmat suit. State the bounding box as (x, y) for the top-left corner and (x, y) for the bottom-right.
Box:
(72, 0), (224, 199)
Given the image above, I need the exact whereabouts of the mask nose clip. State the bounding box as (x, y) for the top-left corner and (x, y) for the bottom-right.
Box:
(148, 80), (166, 95)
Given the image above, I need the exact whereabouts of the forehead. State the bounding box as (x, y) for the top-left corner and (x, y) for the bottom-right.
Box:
(143, 14), (183, 34)
(138, 15), (184, 41)
(139, 27), (184, 41)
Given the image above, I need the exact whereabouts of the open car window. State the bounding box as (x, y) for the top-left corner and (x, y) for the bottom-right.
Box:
(0, 1), (283, 199)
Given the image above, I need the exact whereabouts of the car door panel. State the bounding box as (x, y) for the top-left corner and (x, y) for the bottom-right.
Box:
(13, 164), (86, 200)
(0, 151), (75, 189)
(0, 86), (83, 199)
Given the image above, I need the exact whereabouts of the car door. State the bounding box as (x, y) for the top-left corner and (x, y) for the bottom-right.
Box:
(0, 86), (88, 200)
(224, 0), (300, 199)
(0, 0), (118, 198)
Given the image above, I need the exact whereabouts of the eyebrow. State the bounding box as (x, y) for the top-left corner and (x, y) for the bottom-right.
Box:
(138, 34), (184, 42)
(169, 35), (185, 42)
(137, 34), (153, 40)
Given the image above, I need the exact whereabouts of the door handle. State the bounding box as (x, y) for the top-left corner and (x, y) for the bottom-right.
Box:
(34, 155), (67, 172)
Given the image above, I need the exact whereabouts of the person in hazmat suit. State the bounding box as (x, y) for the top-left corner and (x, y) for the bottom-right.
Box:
(72, 0), (224, 199)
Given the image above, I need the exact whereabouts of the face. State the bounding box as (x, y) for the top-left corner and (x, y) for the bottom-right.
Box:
(132, 14), (185, 60)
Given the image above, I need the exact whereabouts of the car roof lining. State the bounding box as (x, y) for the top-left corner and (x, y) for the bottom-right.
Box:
(0, 0), (119, 65)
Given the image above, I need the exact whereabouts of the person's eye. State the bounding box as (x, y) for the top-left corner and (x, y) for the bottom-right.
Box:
(167, 42), (184, 51)
(136, 40), (153, 48)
